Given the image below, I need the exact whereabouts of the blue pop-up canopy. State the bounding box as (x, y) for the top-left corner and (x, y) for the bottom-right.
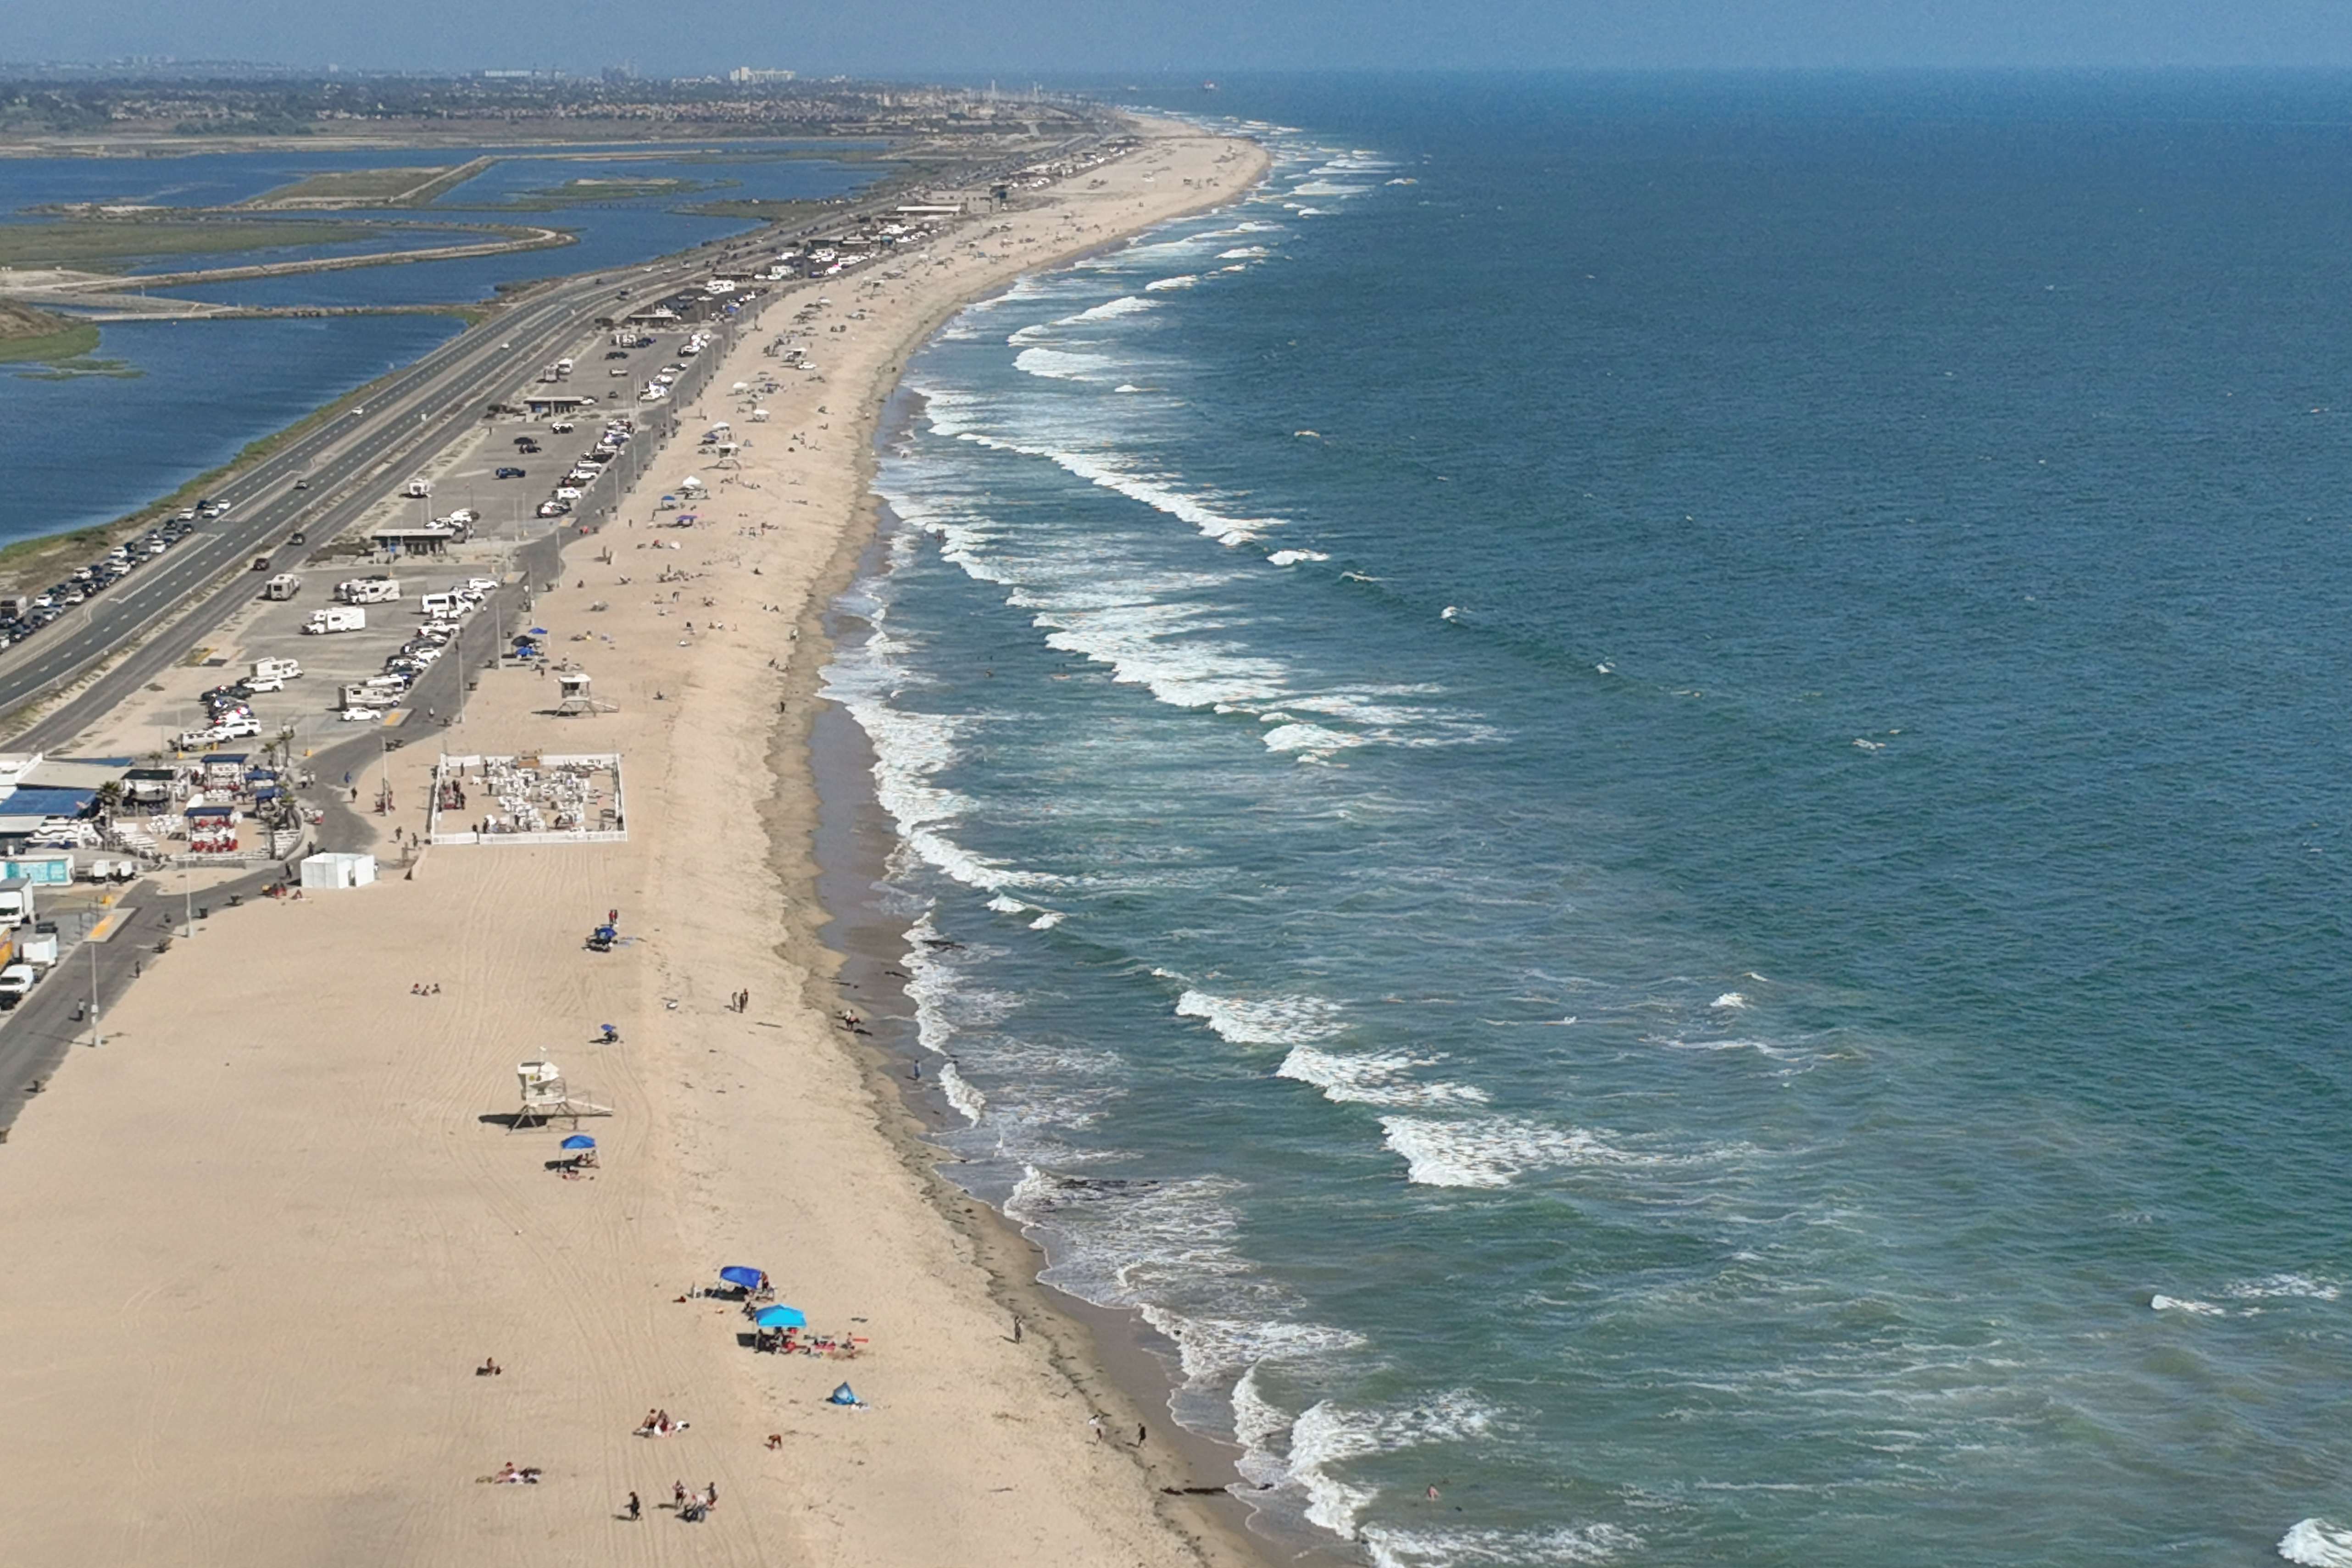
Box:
(718, 1265), (764, 1290)
(560, 1134), (596, 1150)
(753, 1305), (806, 1329)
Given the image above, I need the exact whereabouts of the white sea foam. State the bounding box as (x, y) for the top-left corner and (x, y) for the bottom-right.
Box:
(1031, 600), (1291, 708)
(1068, 295), (1155, 321)
(1286, 1392), (1497, 1536)
(1231, 1363), (1293, 1481)
(1712, 991), (1750, 1010)
(935, 1060), (986, 1123)
(1145, 273), (1201, 290)
(1261, 721), (1367, 759)
(985, 894), (1027, 914)
(1029, 910), (1065, 929)
(2150, 1294), (2226, 1316)
(1278, 1045), (1490, 1106)
(952, 428), (1287, 546)
(1177, 990), (1346, 1045)
(2227, 1273), (2342, 1301)
(1362, 1524), (1642, 1568)
(1015, 346), (1118, 381)
(1006, 1166), (1257, 1307)
(1266, 549), (1329, 566)
(2282, 1519), (2352, 1567)
(1218, 246), (1271, 259)
(1290, 180), (1374, 198)
(1379, 1116), (1656, 1188)
(1140, 1305), (1364, 1390)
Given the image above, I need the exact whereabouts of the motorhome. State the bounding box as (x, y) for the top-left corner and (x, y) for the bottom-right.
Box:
(305, 606), (366, 635)
(262, 573), (302, 601)
(337, 578), (400, 605)
(417, 592), (465, 618)
(251, 657), (303, 684)
(342, 678), (408, 707)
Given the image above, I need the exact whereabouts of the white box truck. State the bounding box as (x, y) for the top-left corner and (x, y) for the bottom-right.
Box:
(304, 606), (365, 635)
(0, 877), (33, 928)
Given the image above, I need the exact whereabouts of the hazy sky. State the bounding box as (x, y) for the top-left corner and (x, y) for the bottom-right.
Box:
(14, 0), (2352, 76)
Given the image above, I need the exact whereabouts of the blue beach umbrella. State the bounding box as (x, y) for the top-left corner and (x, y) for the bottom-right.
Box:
(753, 1305), (807, 1329)
(560, 1134), (596, 1150)
(718, 1265), (765, 1290)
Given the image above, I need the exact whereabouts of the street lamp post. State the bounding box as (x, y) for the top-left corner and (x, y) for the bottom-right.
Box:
(86, 924), (100, 1049)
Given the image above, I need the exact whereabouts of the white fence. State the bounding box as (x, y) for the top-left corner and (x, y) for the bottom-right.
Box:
(427, 751), (627, 847)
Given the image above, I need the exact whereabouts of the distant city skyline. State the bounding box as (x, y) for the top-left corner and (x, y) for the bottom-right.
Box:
(14, 0), (2352, 77)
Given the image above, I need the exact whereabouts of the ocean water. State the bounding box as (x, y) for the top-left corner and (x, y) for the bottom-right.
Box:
(823, 75), (2352, 1567)
(0, 142), (879, 544)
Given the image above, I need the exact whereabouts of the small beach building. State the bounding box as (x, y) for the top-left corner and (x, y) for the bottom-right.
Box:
(299, 851), (377, 890)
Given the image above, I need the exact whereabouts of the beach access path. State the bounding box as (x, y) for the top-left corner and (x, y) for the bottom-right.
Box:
(0, 118), (1274, 1568)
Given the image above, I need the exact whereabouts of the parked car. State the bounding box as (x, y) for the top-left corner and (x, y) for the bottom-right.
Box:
(495, 466), (527, 479)
(339, 707), (382, 723)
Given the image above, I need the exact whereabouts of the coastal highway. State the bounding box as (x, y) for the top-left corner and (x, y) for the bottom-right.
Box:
(0, 263), (671, 739)
(0, 145), (1030, 743)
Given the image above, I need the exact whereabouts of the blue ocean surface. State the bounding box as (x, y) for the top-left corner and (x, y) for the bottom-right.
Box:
(0, 141), (879, 544)
(823, 74), (2352, 1568)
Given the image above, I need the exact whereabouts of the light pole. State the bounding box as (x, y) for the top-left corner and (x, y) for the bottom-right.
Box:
(86, 925), (100, 1049)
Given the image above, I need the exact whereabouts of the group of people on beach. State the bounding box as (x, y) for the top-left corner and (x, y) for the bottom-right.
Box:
(635, 1409), (689, 1438)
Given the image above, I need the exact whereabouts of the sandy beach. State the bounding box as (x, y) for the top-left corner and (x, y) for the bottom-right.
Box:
(0, 116), (1272, 1568)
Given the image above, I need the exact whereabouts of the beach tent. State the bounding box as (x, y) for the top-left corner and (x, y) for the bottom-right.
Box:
(828, 1383), (859, 1406)
(753, 1305), (807, 1329)
(299, 851), (376, 890)
(560, 1134), (596, 1150)
(718, 1265), (765, 1290)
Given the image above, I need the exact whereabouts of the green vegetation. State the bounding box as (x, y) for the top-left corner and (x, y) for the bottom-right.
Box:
(0, 303), (100, 364)
(16, 356), (138, 380)
(244, 160), (488, 208)
(447, 174), (727, 213)
(0, 217), (386, 272)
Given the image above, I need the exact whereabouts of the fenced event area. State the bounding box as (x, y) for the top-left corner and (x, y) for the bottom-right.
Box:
(426, 752), (625, 846)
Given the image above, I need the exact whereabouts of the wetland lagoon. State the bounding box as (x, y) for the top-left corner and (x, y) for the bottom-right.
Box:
(0, 139), (887, 547)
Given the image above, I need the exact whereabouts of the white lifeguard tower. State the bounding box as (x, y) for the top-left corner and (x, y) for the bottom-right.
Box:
(554, 669), (618, 717)
(512, 1058), (612, 1129)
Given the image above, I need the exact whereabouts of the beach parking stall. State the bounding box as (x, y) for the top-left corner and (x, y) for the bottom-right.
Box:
(298, 852), (377, 890)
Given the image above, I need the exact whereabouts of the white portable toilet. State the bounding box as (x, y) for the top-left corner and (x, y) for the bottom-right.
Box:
(299, 851), (378, 890)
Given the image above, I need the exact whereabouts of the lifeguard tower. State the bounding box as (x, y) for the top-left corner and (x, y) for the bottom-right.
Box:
(554, 669), (618, 717)
(512, 1058), (612, 1129)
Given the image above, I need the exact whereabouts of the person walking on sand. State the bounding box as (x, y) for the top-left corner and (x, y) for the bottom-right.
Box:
(1138, 1423), (1148, 1446)
(626, 1490), (641, 1521)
